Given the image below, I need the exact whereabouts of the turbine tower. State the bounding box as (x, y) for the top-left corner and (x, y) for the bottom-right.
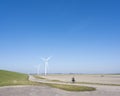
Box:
(41, 56), (51, 76)
(34, 64), (40, 75)
(37, 64), (40, 75)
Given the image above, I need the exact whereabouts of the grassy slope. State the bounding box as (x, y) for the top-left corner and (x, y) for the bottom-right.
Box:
(0, 70), (37, 86)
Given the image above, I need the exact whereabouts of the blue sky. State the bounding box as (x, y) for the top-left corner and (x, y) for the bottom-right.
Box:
(0, 0), (120, 74)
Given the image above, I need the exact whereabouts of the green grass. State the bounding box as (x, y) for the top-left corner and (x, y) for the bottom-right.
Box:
(34, 75), (63, 82)
(46, 83), (96, 91)
(34, 75), (46, 79)
(0, 70), (42, 86)
(50, 80), (63, 82)
(77, 82), (120, 86)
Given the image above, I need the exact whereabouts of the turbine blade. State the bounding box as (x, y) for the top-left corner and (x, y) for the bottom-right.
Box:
(47, 56), (52, 61)
(41, 58), (46, 61)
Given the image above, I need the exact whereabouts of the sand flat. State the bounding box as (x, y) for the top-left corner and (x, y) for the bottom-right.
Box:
(41, 74), (120, 84)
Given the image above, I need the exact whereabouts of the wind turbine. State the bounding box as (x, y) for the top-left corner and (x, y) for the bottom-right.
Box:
(34, 64), (40, 75)
(41, 56), (52, 76)
(37, 64), (40, 75)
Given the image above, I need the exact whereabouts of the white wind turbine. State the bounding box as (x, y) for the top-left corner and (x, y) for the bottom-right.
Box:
(34, 64), (40, 75)
(37, 64), (40, 75)
(41, 56), (52, 76)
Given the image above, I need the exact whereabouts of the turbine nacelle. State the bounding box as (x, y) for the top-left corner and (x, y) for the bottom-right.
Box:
(41, 56), (52, 62)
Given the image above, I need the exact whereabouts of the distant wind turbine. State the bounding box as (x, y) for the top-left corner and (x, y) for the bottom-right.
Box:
(35, 64), (40, 75)
(37, 64), (40, 75)
(41, 56), (52, 76)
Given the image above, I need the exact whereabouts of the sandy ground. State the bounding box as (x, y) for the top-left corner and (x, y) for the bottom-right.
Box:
(0, 85), (120, 96)
(0, 74), (120, 96)
(41, 74), (120, 84)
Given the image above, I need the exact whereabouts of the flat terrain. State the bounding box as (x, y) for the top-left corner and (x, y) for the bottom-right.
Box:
(0, 84), (120, 96)
(40, 74), (120, 85)
(0, 71), (120, 96)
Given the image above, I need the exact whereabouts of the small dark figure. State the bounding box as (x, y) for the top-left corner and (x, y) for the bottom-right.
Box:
(72, 77), (75, 83)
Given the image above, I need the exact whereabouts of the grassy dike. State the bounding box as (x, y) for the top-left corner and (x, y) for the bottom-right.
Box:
(0, 70), (96, 91)
(0, 70), (39, 86)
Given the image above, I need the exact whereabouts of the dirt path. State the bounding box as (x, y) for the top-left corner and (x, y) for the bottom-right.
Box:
(0, 85), (120, 96)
